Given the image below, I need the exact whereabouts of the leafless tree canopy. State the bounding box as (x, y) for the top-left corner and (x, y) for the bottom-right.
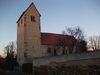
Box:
(63, 26), (85, 42)
(4, 42), (17, 62)
(47, 26), (87, 56)
(47, 34), (79, 55)
(0, 55), (3, 58)
(88, 35), (100, 50)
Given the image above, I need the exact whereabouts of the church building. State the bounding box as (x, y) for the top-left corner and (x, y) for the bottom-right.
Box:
(17, 3), (78, 65)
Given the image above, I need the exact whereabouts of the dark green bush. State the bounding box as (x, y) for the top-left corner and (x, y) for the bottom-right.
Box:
(22, 63), (33, 73)
(1, 62), (19, 71)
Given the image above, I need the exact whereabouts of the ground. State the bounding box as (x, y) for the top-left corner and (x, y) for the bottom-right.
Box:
(0, 72), (32, 75)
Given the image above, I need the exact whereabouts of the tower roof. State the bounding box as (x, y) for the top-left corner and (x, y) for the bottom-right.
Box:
(17, 2), (41, 23)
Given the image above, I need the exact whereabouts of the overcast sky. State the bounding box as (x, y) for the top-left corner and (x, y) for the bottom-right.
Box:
(0, 0), (100, 55)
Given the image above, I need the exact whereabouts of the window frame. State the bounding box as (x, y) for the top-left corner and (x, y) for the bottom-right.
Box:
(31, 16), (36, 22)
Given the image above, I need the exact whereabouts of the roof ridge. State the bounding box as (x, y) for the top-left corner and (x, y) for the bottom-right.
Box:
(25, 2), (41, 16)
(41, 32), (73, 37)
(41, 32), (64, 35)
(17, 2), (41, 23)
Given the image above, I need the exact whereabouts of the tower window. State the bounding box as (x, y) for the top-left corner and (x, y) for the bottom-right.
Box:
(21, 19), (23, 24)
(24, 14), (27, 16)
(24, 53), (27, 58)
(31, 16), (35, 22)
(24, 17), (26, 21)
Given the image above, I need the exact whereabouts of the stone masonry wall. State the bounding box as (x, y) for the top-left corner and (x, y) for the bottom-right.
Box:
(33, 50), (100, 66)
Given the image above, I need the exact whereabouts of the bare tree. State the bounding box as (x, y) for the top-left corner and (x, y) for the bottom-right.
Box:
(63, 26), (85, 42)
(0, 55), (2, 58)
(47, 35), (78, 55)
(62, 26), (87, 53)
(88, 35), (100, 50)
(4, 41), (17, 63)
(57, 35), (77, 54)
(47, 26), (87, 56)
(47, 45), (60, 56)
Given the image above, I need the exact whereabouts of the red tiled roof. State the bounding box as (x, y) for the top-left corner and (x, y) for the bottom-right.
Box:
(41, 33), (79, 45)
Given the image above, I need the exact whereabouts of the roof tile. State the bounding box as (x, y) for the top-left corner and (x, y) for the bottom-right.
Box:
(41, 33), (79, 45)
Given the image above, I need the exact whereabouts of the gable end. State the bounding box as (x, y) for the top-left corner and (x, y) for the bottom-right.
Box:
(17, 2), (41, 23)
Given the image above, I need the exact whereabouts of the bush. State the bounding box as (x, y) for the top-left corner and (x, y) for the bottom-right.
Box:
(34, 65), (100, 75)
(1, 62), (19, 71)
(22, 63), (33, 73)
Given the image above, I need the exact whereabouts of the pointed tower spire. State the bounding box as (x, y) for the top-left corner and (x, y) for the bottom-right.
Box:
(17, 2), (41, 23)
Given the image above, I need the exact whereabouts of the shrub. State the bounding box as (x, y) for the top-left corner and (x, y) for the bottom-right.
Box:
(22, 63), (33, 73)
(34, 65), (100, 75)
(1, 62), (19, 71)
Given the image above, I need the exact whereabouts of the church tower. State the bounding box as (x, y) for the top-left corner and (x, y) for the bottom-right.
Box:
(17, 3), (41, 65)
